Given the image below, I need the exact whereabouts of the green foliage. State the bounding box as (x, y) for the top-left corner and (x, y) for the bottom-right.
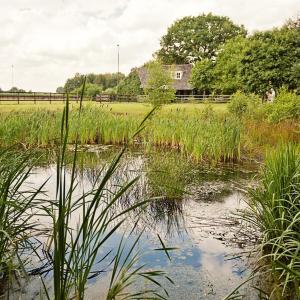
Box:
(0, 150), (40, 285)
(117, 69), (142, 95)
(213, 36), (250, 94)
(241, 27), (300, 94)
(63, 72), (125, 93)
(228, 91), (261, 117)
(267, 88), (300, 122)
(103, 87), (117, 94)
(144, 61), (176, 107)
(73, 83), (102, 99)
(7, 87), (26, 93)
(156, 13), (246, 64)
(64, 73), (85, 92)
(0, 106), (242, 163)
(190, 59), (215, 93)
(56, 86), (64, 93)
(245, 145), (300, 298)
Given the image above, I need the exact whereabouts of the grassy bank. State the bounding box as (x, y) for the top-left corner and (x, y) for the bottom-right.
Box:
(0, 103), (298, 162)
(0, 101), (227, 114)
(0, 104), (240, 162)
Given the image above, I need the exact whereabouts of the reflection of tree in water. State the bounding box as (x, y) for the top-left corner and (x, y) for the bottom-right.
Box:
(75, 152), (188, 237)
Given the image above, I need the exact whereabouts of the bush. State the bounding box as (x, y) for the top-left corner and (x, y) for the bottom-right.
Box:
(267, 88), (300, 122)
(144, 61), (176, 107)
(228, 91), (261, 117)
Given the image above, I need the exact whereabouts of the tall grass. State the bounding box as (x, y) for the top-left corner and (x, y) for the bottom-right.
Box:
(0, 104), (241, 162)
(0, 149), (44, 296)
(244, 144), (300, 299)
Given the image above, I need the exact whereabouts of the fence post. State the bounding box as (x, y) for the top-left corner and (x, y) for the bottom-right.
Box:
(50, 92), (52, 104)
(17, 92), (20, 104)
(34, 92), (36, 104)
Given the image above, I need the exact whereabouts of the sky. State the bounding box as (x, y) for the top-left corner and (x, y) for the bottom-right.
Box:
(0, 0), (299, 92)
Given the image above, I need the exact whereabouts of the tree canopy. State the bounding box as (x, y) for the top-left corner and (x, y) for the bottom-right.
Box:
(62, 72), (125, 93)
(241, 27), (300, 95)
(156, 13), (246, 64)
(189, 24), (300, 95)
(144, 61), (175, 106)
(117, 69), (142, 95)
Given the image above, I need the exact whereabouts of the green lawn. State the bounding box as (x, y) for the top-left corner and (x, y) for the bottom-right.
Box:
(0, 101), (228, 115)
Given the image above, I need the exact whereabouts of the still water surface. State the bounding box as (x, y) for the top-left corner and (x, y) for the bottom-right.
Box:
(12, 148), (258, 299)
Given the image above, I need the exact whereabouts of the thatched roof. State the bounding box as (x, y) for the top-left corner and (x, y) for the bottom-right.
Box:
(137, 64), (193, 91)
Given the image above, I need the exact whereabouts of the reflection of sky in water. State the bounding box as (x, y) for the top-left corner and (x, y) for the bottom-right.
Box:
(18, 150), (255, 300)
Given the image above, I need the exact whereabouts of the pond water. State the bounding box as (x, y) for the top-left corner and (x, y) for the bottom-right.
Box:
(7, 147), (259, 300)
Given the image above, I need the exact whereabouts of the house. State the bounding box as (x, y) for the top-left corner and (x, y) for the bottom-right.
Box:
(137, 64), (194, 95)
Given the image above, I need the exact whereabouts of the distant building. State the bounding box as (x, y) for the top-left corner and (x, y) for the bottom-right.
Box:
(137, 64), (194, 95)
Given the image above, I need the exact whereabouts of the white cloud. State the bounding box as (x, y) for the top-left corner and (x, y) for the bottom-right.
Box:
(0, 0), (299, 91)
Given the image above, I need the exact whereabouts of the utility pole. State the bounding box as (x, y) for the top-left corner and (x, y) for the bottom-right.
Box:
(11, 64), (14, 88)
(117, 44), (120, 88)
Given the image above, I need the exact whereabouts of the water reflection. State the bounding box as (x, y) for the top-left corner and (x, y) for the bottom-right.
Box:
(22, 148), (257, 299)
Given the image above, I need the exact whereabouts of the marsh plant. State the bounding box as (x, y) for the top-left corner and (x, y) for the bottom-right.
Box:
(0, 150), (44, 295)
(0, 105), (242, 162)
(241, 145), (300, 299)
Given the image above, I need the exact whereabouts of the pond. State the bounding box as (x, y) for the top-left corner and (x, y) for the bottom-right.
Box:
(6, 147), (259, 300)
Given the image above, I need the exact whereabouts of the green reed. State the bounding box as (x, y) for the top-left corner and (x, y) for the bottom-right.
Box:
(0, 104), (241, 163)
(244, 144), (300, 299)
(0, 149), (44, 296)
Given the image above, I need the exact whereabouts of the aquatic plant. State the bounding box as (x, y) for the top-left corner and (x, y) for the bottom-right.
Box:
(0, 104), (242, 163)
(244, 144), (300, 299)
(0, 149), (44, 295)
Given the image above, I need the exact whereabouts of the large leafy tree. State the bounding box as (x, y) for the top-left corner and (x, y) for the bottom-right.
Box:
(190, 59), (215, 94)
(156, 13), (246, 64)
(145, 61), (175, 106)
(241, 27), (300, 95)
(213, 36), (250, 94)
(117, 69), (142, 95)
(63, 72), (125, 93)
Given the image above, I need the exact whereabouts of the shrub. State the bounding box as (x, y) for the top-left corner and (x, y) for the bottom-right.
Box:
(267, 88), (300, 122)
(144, 61), (176, 107)
(228, 91), (261, 117)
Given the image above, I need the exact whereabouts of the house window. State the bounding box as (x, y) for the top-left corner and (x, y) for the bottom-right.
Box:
(175, 71), (182, 80)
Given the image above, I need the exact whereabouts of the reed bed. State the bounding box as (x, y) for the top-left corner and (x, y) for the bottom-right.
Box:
(0, 105), (241, 162)
(243, 145), (300, 299)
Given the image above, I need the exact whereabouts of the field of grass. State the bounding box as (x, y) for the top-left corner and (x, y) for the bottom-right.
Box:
(0, 101), (228, 115)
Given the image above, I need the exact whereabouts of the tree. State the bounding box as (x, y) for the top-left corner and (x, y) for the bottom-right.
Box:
(144, 61), (175, 106)
(64, 73), (85, 92)
(213, 36), (250, 94)
(190, 59), (215, 94)
(62, 72), (125, 93)
(8, 87), (25, 92)
(241, 27), (300, 95)
(73, 83), (102, 99)
(117, 69), (142, 95)
(56, 86), (64, 93)
(156, 13), (246, 64)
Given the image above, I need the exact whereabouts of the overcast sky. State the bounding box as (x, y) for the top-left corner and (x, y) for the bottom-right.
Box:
(0, 0), (299, 92)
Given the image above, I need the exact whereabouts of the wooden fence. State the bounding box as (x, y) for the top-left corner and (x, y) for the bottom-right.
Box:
(0, 91), (231, 104)
(0, 92), (79, 104)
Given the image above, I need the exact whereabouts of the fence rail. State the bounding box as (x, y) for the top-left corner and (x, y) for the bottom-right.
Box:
(0, 91), (231, 104)
(0, 92), (79, 103)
